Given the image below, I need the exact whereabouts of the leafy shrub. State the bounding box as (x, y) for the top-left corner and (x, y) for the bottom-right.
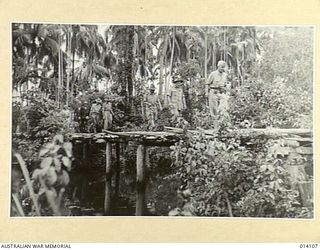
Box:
(12, 135), (73, 216)
(12, 90), (76, 166)
(229, 80), (312, 129)
(168, 127), (310, 218)
(258, 27), (313, 93)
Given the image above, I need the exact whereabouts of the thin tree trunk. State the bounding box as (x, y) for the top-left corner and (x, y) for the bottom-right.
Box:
(126, 26), (134, 109)
(133, 26), (138, 99)
(66, 26), (71, 107)
(60, 48), (64, 108)
(164, 56), (168, 103)
(71, 59), (74, 98)
(71, 36), (75, 99)
(225, 196), (233, 217)
(164, 35), (169, 96)
(58, 34), (61, 107)
(204, 29), (208, 78)
(252, 27), (256, 58)
(224, 27), (226, 61)
(159, 57), (164, 96)
(169, 27), (176, 84)
(158, 36), (167, 96)
(212, 39), (216, 71)
(144, 27), (148, 79)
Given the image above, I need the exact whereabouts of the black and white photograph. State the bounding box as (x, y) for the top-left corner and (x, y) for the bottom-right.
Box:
(11, 23), (314, 218)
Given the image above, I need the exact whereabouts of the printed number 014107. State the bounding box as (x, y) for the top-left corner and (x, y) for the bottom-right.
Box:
(300, 244), (319, 248)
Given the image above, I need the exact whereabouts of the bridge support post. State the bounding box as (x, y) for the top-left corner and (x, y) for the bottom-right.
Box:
(115, 142), (121, 199)
(136, 144), (147, 216)
(104, 141), (112, 215)
(81, 141), (88, 203)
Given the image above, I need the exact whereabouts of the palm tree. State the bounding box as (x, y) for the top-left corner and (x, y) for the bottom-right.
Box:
(12, 24), (63, 100)
(72, 25), (109, 92)
(226, 26), (260, 84)
(150, 26), (171, 96)
(151, 26), (190, 95)
(105, 25), (134, 106)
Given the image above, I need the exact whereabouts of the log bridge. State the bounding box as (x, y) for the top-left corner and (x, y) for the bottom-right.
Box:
(70, 130), (181, 216)
(70, 127), (312, 215)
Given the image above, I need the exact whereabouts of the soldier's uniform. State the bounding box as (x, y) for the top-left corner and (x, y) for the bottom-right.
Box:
(167, 79), (186, 118)
(206, 62), (228, 116)
(102, 101), (113, 130)
(144, 84), (160, 129)
(60, 105), (72, 123)
(74, 104), (82, 123)
(90, 98), (103, 133)
(79, 101), (90, 132)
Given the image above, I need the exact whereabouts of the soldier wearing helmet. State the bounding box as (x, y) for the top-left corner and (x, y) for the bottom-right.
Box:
(79, 100), (90, 132)
(102, 97), (114, 130)
(89, 98), (103, 132)
(167, 75), (186, 120)
(144, 83), (161, 130)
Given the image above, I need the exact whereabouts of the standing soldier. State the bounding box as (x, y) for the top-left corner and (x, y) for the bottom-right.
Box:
(144, 83), (162, 129)
(206, 60), (228, 116)
(232, 76), (240, 89)
(79, 101), (90, 132)
(102, 98), (114, 130)
(60, 105), (72, 123)
(89, 98), (103, 133)
(74, 99), (82, 132)
(167, 76), (186, 121)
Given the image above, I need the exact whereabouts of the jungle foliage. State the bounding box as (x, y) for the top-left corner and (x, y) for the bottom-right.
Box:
(11, 24), (313, 217)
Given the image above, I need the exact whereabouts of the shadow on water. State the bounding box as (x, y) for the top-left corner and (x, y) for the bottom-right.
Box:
(68, 140), (165, 216)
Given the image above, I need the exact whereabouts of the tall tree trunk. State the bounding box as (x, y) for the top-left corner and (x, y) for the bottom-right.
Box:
(133, 26), (139, 99)
(204, 29), (208, 78)
(58, 26), (64, 109)
(66, 26), (71, 107)
(169, 27), (176, 84)
(159, 56), (164, 96)
(223, 27), (226, 61)
(158, 35), (167, 96)
(71, 48), (75, 98)
(125, 26), (134, 109)
(252, 27), (256, 58)
(212, 38), (216, 71)
(144, 27), (148, 80)
(58, 32), (61, 108)
(164, 56), (168, 103)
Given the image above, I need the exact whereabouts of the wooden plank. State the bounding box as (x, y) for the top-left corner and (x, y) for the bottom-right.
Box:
(164, 126), (312, 137)
(104, 142), (112, 215)
(71, 133), (95, 139)
(286, 137), (313, 142)
(243, 128), (312, 137)
(71, 127), (312, 141)
(136, 145), (146, 216)
(104, 130), (177, 138)
(104, 130), (175, 135)
(142, 140), (178, 147)
(94, 133), (119, 140)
